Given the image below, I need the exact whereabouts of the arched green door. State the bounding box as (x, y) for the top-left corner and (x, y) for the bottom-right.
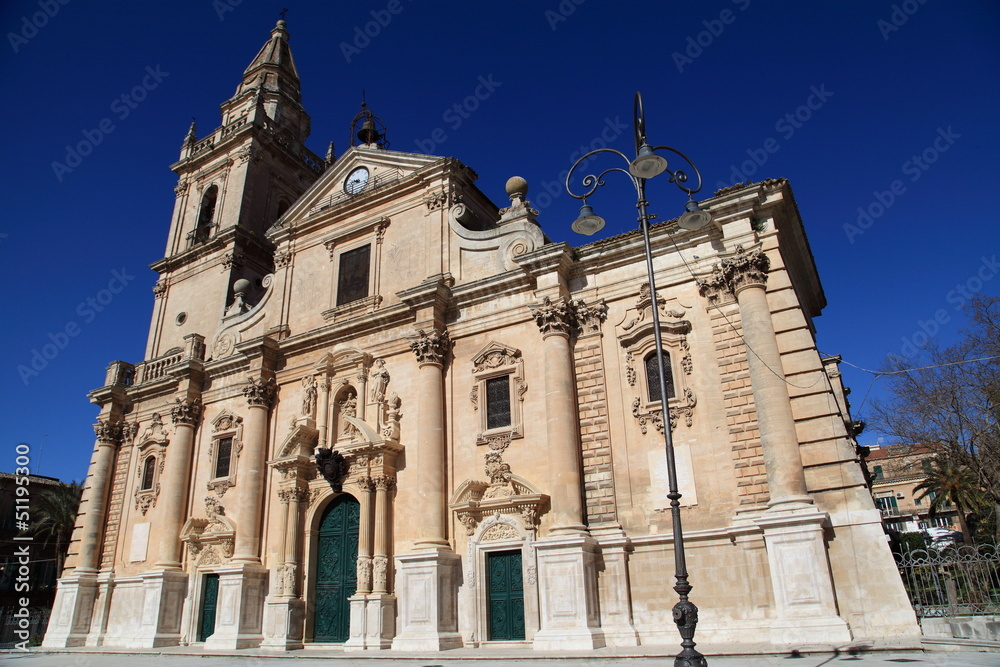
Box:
(313, 494), (360, 642)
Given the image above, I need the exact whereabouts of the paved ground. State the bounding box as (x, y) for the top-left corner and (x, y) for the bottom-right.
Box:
(2, 649), (998, 667)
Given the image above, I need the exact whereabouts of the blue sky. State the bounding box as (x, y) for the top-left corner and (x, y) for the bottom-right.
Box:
(1, 0), (997, 483)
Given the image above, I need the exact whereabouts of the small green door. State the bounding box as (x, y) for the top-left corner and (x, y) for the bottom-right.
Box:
(198, 573), (220, 642)
(487, 550), (525, 641)
(313, 494), (360, 642)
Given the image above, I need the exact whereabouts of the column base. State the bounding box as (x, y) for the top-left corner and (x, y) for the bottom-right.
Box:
(532, 534), (606, 651)
(754, 507), (852, 646)
(392, 549), (463, 651)
(203, 565), (268, 650)
(126, 570), (188, 648)
(42, 573), (99, 647)
(345, 593), (396, 650)
(260, 597), (305, 651)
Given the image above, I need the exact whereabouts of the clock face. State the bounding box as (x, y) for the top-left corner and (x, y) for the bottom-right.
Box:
(344, 167), (369, 196)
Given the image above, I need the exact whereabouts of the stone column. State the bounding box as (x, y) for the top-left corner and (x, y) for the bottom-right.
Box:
(356, 478), (375, 595)
(317, 377), (330, 448)
(207, 374), (274, 651)
(529, 296), (586, 534)
(155, 397), (201, 569)
(349, 475), (396, 651)
(372, 475), (393, 593)
(408, 329), (450, 548)
(129, 397), (202, 648)
(232, 375), (276, 563)
(77, 420), (123, 574)
(700, 245), (850, 644)
(43, 419), (123, 647)
(700, 246), (809, 508)
(528, 297), (604, 650)
(261, 481), (308, 651)
(392, 329), (462, 651)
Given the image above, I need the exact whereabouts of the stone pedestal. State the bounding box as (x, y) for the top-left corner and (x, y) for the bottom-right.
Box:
(129, 570), (188, 647)
(84, 573), (115, 646)
(42, 574), (99, 647)
(260, 597), (305, 651)
(392, 549), (462, 651)
(202, 565), (268, 650)
(592, 530), (639, 647)
(754, 508), (852, 645)
(345, 593), (396, 650)
(532, 534), (605, 650)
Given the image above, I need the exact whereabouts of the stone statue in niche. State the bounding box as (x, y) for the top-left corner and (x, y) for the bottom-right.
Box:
(338, 390), (359, 438)
(301, 375), (317, 417)
(370, 359), (389, 403)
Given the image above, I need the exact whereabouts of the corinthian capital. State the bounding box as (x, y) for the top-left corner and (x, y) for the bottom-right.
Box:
(170, 396), (202, 425)
(572, 298), (608, 335)
(243, 375), (277, 408)
(698, 246), (770, 301)
(408, 329), (450, 367)
(530, 296), (572, 337)
(93, 419), (125, 445)
(723, 246), (770, 293)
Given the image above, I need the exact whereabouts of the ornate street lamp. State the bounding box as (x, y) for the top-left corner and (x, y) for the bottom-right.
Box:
(565, 92), (710, 667)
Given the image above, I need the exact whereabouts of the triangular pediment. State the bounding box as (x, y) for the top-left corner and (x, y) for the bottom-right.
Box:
(266, 146), (447, 238)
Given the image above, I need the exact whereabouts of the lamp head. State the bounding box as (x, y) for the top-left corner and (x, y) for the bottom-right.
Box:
(677, 199), (712, 231)
(629, 143), (668, 179)
(571, 203), (606, 236)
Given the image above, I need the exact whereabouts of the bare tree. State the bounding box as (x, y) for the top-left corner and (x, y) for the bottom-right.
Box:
(869, 295), (1000, 543)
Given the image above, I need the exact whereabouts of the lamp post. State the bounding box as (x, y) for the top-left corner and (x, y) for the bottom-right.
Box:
(565, 92), (710, 667)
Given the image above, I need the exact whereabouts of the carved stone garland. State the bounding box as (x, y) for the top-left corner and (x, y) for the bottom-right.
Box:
(181, 496), (237, 566)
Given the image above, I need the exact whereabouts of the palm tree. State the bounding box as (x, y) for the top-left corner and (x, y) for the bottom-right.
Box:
(28, 480), (83, 577)
(914, 457), (985, 543)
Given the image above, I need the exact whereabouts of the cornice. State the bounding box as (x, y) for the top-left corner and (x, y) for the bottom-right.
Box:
(151, 225), (273, 275)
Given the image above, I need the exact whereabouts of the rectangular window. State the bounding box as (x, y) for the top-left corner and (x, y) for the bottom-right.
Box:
(336, 245), (371, 306)
(486, 375), (512, 430)
(872, 465), (884, 481)
(215, 437), (233, 479)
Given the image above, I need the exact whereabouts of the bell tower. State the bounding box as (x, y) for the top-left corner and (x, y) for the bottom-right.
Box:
(147, 19), (325, 359)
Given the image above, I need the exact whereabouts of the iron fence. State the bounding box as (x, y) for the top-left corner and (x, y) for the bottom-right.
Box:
(894, 544), (1000, 617)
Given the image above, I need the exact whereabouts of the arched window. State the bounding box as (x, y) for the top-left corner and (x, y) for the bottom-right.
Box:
(140, 456), (156, 491)
(645, 350), (675, 403)
(194, 185), (218, 243)
(275, 199), (290, 222)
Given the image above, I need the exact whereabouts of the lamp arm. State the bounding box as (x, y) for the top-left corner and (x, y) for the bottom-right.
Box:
(648, 145), (705, 196)
(565, 148), (639, 201)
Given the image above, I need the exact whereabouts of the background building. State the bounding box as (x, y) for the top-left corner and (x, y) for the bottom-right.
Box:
(866, 444), (960, 536)
(44, 20), (920, 653)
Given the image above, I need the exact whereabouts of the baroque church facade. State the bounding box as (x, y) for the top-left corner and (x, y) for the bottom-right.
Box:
(44, 20), (919, 652)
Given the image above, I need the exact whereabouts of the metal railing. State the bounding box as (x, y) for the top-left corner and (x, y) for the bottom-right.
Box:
(894, 545), (1000, 618)
(308, 168), (402, 216)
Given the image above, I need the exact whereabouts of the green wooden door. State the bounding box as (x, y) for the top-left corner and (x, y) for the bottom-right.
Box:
(313, 494), (360, 642)
(487, 550), (525, 641)
(198, 573), (219, 642)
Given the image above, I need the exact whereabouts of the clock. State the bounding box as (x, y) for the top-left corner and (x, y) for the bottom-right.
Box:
(344, 167), (369, 196)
